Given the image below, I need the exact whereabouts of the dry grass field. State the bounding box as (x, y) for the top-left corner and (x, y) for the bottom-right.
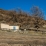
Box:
(0, 30), (46, 46)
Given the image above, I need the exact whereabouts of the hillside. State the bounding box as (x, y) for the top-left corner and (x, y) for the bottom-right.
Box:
(0, 9), (46, 46)
(0, 9), (46, 28)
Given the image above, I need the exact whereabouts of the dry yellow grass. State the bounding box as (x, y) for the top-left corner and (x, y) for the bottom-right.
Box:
(0, 30), (46, 46)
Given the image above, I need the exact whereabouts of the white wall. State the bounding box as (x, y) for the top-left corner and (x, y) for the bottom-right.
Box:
(9, 26), (19, 30)
(1, 23), (9, 30)
(9, 26), (13, 30)
(1, 23), (19, 31)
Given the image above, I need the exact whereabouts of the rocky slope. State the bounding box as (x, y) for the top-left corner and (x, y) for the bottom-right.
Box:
(0, 9), (46, 28)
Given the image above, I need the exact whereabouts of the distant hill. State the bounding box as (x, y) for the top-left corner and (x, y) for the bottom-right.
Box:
(0, 9), (46, 28)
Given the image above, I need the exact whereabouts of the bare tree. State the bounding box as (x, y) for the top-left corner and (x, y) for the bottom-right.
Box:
(31, 6), (44, 31)
(31, 6), (44, 19)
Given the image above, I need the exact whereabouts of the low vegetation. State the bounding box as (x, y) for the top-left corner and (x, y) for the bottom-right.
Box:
(0, 6), (46, 46)
(0, 6), (46, 30)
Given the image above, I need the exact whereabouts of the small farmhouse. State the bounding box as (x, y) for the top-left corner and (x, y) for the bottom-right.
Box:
(9, 25), (19, 31)
(1, 23), (9, 30)
(0, 23), (19, 31)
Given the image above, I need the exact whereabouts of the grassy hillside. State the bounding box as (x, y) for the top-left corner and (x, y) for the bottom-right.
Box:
(0, 31), (46, 46)
(0, 9), (46, 29)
